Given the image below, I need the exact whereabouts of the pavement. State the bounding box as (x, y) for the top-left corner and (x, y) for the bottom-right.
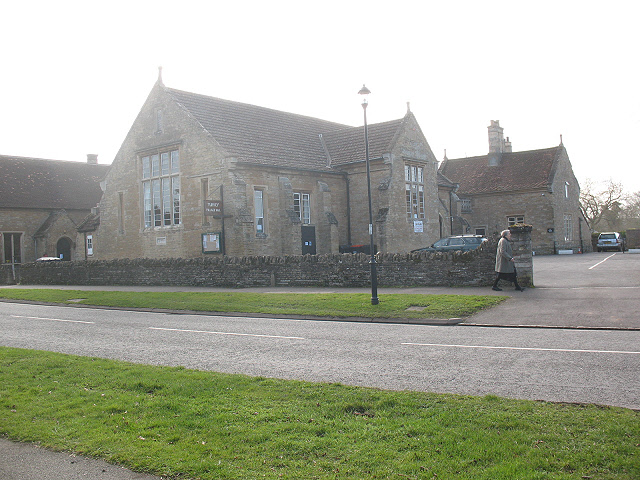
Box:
(1, 252), (638, 478)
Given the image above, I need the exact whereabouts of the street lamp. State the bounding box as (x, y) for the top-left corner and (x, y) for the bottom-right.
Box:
(358, 84), (379, 305)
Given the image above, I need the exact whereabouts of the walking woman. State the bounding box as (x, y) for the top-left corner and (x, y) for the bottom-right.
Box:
(493, 229), (525, 291)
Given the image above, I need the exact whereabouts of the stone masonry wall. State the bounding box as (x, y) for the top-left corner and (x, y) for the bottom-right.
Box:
(12, 237), (529, 288)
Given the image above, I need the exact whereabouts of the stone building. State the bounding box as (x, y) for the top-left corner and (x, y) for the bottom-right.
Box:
(439, 121), (590, 254)
(91, 75), (441, 259)
(0, 154), (108, 281)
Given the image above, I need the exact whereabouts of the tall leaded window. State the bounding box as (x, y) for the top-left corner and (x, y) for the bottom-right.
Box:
(564, 214), (573, 242)
(255, 189), (265, 234)
(142, 150), (180, 228)
(405, 164), (425, 219)
(293, 192), (311, 224)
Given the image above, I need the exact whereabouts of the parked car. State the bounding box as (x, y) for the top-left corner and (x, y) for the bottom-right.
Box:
(411, 235), (487, 253)
(597, 232), (625, 252)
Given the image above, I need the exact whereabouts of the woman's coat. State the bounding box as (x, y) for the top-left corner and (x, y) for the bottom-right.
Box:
(495, 237), (515, 273)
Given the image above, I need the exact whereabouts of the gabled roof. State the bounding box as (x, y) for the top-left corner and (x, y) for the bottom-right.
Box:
(439, 146), (562, 195)
(77, 212), (100, 232)
(166, 87), (405, 170)
(320, 118), (405, 166)
(0, 155), (109, 210)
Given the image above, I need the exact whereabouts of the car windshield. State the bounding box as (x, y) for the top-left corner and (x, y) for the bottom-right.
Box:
(600, 234), (616, 239)
(434, 239), (449, 247)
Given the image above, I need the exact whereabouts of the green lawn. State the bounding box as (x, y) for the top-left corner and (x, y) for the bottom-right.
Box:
(1, 347), (638, 479)
(0, 289), (506, 320)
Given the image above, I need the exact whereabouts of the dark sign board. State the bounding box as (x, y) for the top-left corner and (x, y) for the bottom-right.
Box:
(205, 200), (222, 216)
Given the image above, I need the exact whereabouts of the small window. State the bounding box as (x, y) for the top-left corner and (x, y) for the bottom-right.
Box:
(293, 192), (311, 224)
(460, 199), (471, 213)
(474, 227), (486, 236)
(507, 215), (524, 226)
(86, 235), (94, 256)
(255, 189), (265, 234)
(564, 181), (569, 199)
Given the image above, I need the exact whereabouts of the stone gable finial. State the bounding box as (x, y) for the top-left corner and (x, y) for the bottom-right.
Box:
(157, 66), (163, 85)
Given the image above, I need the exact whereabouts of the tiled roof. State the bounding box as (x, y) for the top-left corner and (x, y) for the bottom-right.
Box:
(77, 212), (100, 232)
(439, 147), (561, 195)
(320, 118), (405, 166)
(167, 88), (404, 170)
(0, 155), (109, 210)
(437, 171), (457, 189)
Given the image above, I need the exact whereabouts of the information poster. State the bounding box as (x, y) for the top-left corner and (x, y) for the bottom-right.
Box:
(202, 232), (222, 253)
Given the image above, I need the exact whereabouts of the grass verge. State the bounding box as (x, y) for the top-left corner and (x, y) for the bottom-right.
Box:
(0, 289), (506, 320)
(0, 347), (638, 479)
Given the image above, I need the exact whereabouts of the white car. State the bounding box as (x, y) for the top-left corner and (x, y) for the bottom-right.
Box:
(36, 256), (62, 262)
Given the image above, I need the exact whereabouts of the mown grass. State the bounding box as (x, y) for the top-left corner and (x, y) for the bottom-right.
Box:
(0, 289), (506, 319)
(0, 347), (638, 479)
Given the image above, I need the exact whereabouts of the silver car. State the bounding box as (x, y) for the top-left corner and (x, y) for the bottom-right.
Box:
(597, 232), (624, 252)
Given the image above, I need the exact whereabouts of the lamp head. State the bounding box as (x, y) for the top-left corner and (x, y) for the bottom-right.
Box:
(358, 84), (371, 96)
(359, 84), (370, 109)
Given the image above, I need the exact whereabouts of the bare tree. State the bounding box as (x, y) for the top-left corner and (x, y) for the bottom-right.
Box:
(621, 191), (640, 229)
(579, 178), (627, 232)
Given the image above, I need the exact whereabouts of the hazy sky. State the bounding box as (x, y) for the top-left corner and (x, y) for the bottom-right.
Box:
(3, 1), (639, 193)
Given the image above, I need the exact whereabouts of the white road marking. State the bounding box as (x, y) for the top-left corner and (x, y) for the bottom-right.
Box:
(402, 342), (640, 355)
(149, 326), (304, 340)
(10, 315), (94, 324)
(589, 253), (617, 269)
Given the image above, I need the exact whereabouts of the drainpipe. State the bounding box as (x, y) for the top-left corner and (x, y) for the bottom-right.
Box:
(346, 176), (352, 246)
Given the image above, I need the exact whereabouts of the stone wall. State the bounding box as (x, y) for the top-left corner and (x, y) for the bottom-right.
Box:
(12, 237), (530, 288)
(626, 229), (640, 249)
(8, 231), (536, 288)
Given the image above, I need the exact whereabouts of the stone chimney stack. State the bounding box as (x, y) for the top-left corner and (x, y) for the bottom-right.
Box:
(504, 136), (512, 153)
(87, 154), (98, 165)
(488, 120), (504, 166)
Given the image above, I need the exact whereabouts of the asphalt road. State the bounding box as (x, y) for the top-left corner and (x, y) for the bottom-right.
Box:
(0, 252), (639, 479)
(1, 299), (638, 410)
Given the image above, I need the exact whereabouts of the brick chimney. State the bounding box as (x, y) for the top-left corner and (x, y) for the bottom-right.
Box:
(87, 154), (98, 165)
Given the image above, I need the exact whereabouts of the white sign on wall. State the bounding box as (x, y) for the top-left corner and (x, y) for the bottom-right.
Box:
(413, 220), (423, 233)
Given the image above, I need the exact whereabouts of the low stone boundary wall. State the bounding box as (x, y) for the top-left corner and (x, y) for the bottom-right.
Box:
(11, 240), (520, 288)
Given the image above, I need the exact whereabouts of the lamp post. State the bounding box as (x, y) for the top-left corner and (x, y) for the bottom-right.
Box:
(358, 84), (379, 305)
